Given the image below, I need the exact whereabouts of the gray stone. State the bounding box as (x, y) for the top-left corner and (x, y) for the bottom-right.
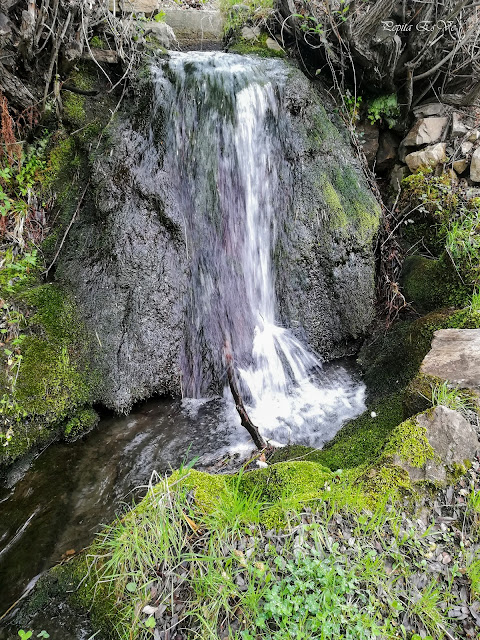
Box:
(109, 0), (159, 14)
(143, 20), (177, 49)
(265, 37), (283, 52)
(0, 12), (12, 37)
(451, 112), (468, 137)
(421, 329), (480, 397)
(471, 148), (480, 183)
(461, 140), (474, 155)
(412, 102), (452, 118)
(453, 159), (469, 175)
(394, 406), (478, 484)
(390, 164), (408, 192)
(405, 143), (447, 172)
(468, 130), (480, 143)
(241, 25), (261, 40)
(403, 117), (448, 147)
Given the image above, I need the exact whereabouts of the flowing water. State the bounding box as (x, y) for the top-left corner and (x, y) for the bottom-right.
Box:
(157, 52), (366, 445)
(1, 52), (368, 631)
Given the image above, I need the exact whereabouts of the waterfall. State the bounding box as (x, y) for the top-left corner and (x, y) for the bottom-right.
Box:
(152, 52), (365, 448)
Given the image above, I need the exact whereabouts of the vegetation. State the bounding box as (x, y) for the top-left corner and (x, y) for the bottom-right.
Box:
(40, 455), (479, 640)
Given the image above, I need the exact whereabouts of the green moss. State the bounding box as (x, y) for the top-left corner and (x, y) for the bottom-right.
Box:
(64, 407), (99, 441)
(360, 464), (411, 501)
(240, 461), (332, 502)
(383, 416), (435, 468)
(90, 35), (107, 49)
(402, 255), (471, 313)
(0, 284), (99, 465)
(63, 92), (87, 128)
(319, 164), (380, 244)
(181, 468), (229, 512)
(230, 35), (284, 58)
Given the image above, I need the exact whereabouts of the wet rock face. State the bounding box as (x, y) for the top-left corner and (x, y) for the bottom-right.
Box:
(57, 61), (380, 410)
(57, 117), (187, 412)
(276, 70), (380, 357)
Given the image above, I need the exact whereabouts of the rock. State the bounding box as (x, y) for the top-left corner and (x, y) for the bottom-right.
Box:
(162, 9), (223, 49)
(57, 59), (381, 410)
(143, 20), (177, 49)
(357, 121), (379, 167)
(468, 130), (480, 143)
(403, 117), (448, 147)
(453, 159), (469, 175)
(394, 406), (478, 484)
(451, 112), (468, 137)
(109, 0), (159, 14)
(405, 143), (447, 172)
(376, 130), (399, 172)
(265, 37), (283, 52)
(0, 11), (12, 36)
(241, 25), (261, 40)
(471, 148), (480, 183)
(421, 329), (480, 397)
(390, 164), (408, 192)
(461, 140), (474, 155)
(398, 139), (408, 163)
(413, 102), (452, 118)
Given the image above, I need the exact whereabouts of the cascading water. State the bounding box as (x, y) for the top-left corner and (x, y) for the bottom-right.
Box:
(153, 52), (365, 448)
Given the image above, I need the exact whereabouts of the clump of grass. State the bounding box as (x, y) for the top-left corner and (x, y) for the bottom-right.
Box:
(428, 381), (476, 417)
(470, 289), (480, 311)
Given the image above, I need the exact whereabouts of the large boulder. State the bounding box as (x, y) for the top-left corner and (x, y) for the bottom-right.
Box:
(56, 58), (380, 410)
(421, 329), (480, 397)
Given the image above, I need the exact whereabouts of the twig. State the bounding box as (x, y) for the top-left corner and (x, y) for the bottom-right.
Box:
(43, 180), (90, 277)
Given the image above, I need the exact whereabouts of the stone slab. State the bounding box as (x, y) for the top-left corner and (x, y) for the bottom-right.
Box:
(162, 9), (223, 45)
(421, 329), (480, 396)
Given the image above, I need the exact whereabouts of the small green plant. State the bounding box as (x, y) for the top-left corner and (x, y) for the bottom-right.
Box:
(343, 90), (362, 122)
(245, 546), (383, 639)
(470, 289), (480, 311)
(17, 632), (49, 640)
(153, 11), (166, 22)
(367, 94), (399, 128)
(428, 381), (475, 416)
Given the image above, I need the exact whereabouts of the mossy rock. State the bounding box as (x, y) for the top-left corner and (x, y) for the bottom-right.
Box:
(63, 407), (99, 441)
(0, 284), (100, 466)
(402, 255), (471, 313)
